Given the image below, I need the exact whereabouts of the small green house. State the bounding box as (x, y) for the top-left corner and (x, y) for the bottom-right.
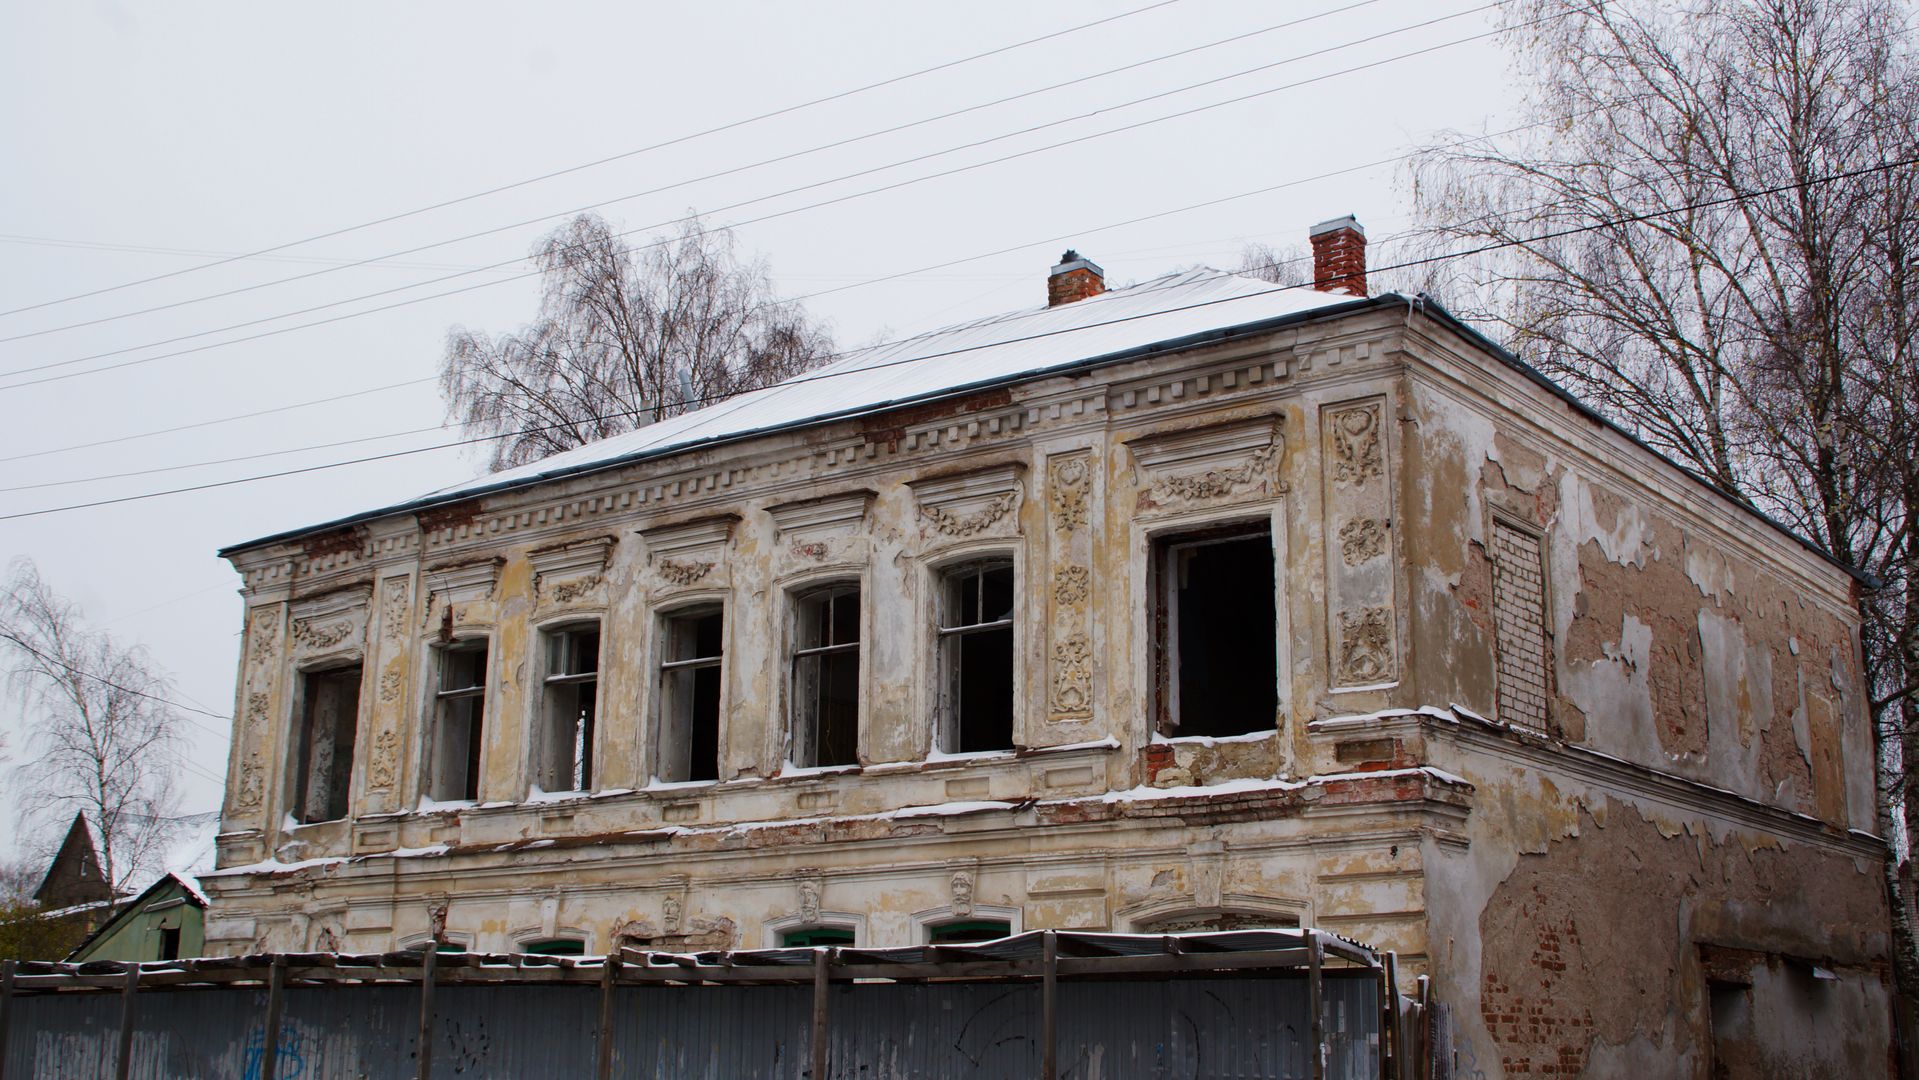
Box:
(67, 873), (206, 962)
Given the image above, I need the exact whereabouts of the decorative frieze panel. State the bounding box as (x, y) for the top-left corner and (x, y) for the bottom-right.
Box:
(1321, 399), (1398, 689)
(768, 490), (875, 568)
(424, 558), (502, 631)
(908, 465), (1025, 543)
(289, 586), (371, 662)
(639, 515), (739, 591)
(361, 574), (416, 810)
(227, 605), (287, 828)
(531, 536), (616, 610)
(1046, 452), (1097, 722)
(1127, 418), (1284, 514)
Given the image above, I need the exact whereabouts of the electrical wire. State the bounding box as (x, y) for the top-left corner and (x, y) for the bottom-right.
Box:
(0, 0), (1189, 321)
(0, 4), (1516, 390)
(0, 0), (1395, 346)
(4, 150), (1910, 523)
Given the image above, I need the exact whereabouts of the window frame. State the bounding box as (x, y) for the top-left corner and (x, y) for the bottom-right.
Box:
(424, 637), (491, 804)
(287, 658), (365, 825)
(655, 602), (727, 784)
(925, 918), (1013, 945)
(1148, 516), (1281, 739)
(531, 619), (603, 795)
(933, 555), (1017, 755)
(788, 580), (864, 769)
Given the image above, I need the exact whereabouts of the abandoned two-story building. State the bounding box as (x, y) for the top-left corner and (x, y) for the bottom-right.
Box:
(204, 218), (1894, 1076)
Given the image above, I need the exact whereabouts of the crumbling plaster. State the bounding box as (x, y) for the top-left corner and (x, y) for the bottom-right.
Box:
(204, 299), (1890, 1073)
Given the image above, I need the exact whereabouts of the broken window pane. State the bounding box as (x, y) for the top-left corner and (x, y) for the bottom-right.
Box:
(291, 663), (361, 823)
(659, 607), (724, 783)
(537, 624), (599, 793)
(792, 584), (860, 768)
(938, 559), (1015, 753)
(427, 641), (488, 802)
(1155, 526), (1277, 738)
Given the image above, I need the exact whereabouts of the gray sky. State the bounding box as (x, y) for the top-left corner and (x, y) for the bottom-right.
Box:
(0, 0), (1511, 862)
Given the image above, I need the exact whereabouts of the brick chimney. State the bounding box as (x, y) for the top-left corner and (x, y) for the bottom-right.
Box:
(1048, 250), (1106, 306)
(1309, 216), (1367, 297)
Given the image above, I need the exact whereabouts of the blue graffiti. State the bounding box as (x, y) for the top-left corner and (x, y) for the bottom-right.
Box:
(241, 1024), (309, 1080)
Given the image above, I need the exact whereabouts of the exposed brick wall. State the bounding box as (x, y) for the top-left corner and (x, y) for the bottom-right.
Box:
(1048, 266), (1105, 306)
(1309, 224), (1367, 297)
(1491, 519), (1550, 730)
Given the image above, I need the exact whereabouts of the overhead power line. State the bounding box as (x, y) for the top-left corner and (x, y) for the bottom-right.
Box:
(0, 105), (1587, 470)
(0, 0), (1394, 347)
(0, 0), (1189, 321)
(0, 5), (1517, 391)
(4, 151), (1910, 523)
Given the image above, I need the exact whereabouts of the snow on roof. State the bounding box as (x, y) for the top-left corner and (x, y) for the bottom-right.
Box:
(226, 271), (1366, 553)
(425, 269), (1358, 503)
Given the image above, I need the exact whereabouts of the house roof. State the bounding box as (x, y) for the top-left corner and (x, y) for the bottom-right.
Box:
(217, 268), (1867, 586)
(222, 269), (1368, 555)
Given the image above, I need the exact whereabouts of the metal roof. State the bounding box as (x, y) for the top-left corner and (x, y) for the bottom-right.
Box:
(222, 270), (1368, 554)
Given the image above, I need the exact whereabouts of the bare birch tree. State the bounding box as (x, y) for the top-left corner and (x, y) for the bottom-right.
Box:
(441, 212), (835, 472)
(0, 560), (182, 894)
(1412, 0), (1919, 980)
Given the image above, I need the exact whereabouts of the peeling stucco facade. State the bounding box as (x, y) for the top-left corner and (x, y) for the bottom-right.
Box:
(208, 287), (1891, 1077)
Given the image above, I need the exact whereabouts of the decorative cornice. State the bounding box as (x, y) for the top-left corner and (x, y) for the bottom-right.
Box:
(528, 536), (616, 580)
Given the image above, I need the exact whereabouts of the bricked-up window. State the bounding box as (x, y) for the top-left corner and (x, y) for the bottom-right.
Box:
(937, 560), (1015, 753)
(1491, 518), (1550, 730)
(427, 641), (488, 802)
(1154, 524), (1278, 737)
(792, 584), (860, 768)
(536, 624), (599, 792)
(658, 606), (724, 783)
(291, 663), (362, 823)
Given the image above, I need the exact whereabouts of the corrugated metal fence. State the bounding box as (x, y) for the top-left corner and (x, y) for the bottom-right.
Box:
(4, 975), (1380, 1079)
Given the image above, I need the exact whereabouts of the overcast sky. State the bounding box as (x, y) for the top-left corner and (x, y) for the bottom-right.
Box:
(0, 0), (1511, 863)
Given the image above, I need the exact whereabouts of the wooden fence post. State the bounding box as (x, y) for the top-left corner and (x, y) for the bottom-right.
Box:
(0, 959), (15, 1080)
(596, 954), (620, 1080)
(1042, 931), (1058, 1080)
(1308, 934), (1325, 1080)
(811, 948), (832, 1080)
(114, 966), (139, 1080)
(260, 955), (287, 1080)
(416, 948), (438, 1080)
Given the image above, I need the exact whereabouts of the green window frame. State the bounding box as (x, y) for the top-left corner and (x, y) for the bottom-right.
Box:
(780, 927), (856, 948)
(927, 919), (1011, 945)
(521, 938), (586, 956)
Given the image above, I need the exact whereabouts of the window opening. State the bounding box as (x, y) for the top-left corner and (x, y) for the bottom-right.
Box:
(427, 642), (488, 802)
(937, 560), (1015, 753)
(537, 625), (600, 792)
(291, 663), (361, 823)
(521, 938), (586, 956)
(658, 607), (724, 782)
(157, 925), (182, 961)
(1154, 525), (1277, 738)
(927, 919), (1011, 945)
(792, 584), (861, 768)
(781, 927), (856, 948)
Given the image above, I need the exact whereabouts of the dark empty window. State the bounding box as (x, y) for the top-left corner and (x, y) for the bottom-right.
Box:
(781, 927), (856, 948)
(537, 624), (599, 792)
(1154, 526), (1277, 738)
(659, 607), (724, 782)
(938, 560), (1014, 753)
(522, 938), (586, 956)
(928, 919), (1011, 944)
(292, 663), (361, 823)
(157, 925), (182, 961)
(427, 641), (488, 802)
(792, 585), (860, 768)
